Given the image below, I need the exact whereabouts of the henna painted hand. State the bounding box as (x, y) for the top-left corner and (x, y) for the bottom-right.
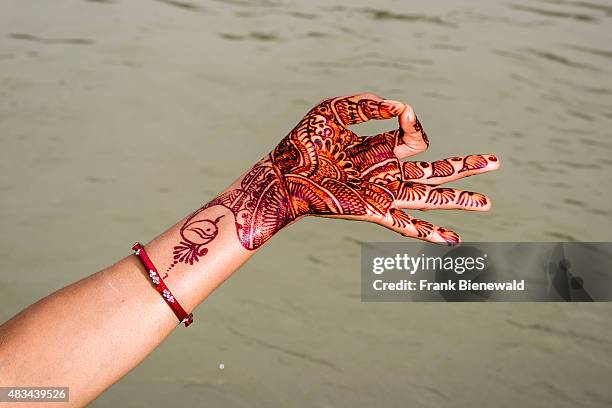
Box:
(269, 92), (500, 245)
(173, 93), (499, 268)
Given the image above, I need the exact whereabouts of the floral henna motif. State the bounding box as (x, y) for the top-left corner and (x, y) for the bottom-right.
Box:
(169, 93), (498, 270)
(428, 159), (455, 179)
(393, 181), (428, 202)
(426, 188), (456, 205)
(167, 215), (224, 271)
(402, 162), (426, 180)
(457, 191), (488, 208)
(436, 228), (461, 245)
(388, 209), (435, 238)
(459, 154), (489, 173)
(332, 97), (403, 126)
(412, 117), (429, 147)
(167, 158), (295, 272)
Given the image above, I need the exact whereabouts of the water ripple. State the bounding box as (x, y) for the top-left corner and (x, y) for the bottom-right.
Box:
(511, 4), (596, 21)
(526, 48), (597, 70)
(8, 32), (93, 45)
(360, 8), (457, 28)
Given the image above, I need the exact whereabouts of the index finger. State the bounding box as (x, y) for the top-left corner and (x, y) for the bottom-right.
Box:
(328, 93), (429, 157)
(329, 92), (404, 126)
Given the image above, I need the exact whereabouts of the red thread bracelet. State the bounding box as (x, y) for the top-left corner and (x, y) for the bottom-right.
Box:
(132, 242), (193, 327)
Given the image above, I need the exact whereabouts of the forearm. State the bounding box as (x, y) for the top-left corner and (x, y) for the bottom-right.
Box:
(0, 159), (277, 406)
(0, 92), (499, 407)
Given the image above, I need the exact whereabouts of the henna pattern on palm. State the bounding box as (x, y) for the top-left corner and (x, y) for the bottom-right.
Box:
(169, 93), (499, 270)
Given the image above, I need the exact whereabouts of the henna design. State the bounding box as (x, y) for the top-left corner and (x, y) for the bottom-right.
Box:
(168, 94), (498, 269)
(332, 97), (400, 125)
(413, 116), (429, 147)
(402, 161), (426, 180)
(428, 159), (455, 179)
(457, 191), (488, 208)
(436, 228), (461, 245)
(167, 215), (224, 272)
(395, 181), (428, 202)
(460, 154), (489, 173)
(426, 188), (456, 205)
(410, 217), (435, 238)
(388, 209), (433, 238)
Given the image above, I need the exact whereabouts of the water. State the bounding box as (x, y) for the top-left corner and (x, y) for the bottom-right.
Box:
(1, 0), (611, 406)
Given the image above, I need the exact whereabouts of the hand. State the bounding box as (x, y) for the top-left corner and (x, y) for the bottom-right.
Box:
(272, 92), (499, 244)
(173, 93), (499, 267)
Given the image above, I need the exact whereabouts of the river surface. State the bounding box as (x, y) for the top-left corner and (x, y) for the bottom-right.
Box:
(1, 0), (611, 406)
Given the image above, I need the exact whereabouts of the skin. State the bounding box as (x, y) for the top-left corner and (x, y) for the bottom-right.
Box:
(0, 93), (499, 407)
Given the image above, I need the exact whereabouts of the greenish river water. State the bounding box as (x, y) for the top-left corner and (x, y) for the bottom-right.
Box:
(1, 0), (611, 406)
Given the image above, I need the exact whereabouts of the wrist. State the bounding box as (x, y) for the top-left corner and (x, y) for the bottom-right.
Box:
(226, 153), (298, 248)
(169, 154), (297, 268)
(146, 152), (300, 309)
